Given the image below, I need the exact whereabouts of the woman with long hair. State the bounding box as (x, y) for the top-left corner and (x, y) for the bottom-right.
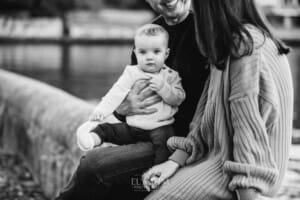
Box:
(142, 0), (293, 199)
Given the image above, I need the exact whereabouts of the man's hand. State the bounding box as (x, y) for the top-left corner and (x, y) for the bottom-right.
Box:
(115, 79), (162, 116)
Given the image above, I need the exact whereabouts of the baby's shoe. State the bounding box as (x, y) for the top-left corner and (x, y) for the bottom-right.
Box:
(77, 132), (96, 151)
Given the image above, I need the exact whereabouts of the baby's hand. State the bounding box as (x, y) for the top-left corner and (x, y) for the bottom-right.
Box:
(149, 75), (164, 91)
(89, 111), (105, 121)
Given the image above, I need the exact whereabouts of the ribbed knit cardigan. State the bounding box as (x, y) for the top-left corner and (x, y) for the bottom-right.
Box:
(145, 25), (294, 200)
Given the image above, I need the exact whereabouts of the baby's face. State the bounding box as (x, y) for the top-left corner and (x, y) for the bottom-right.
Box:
(134, 35), (169, 73)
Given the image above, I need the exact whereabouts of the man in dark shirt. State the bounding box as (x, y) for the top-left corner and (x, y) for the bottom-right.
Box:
(56, 0), (209, 199)
(129, 13), (208, 138)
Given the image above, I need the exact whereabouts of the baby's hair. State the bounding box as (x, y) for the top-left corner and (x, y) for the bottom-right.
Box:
(135, 24), (169, 45)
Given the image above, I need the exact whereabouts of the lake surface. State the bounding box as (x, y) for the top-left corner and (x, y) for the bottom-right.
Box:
(0, 43), (132, 101)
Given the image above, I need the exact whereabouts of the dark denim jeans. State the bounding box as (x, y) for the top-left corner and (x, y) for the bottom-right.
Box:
(55, 142), (155, 200)
(91, 123), (174, 164)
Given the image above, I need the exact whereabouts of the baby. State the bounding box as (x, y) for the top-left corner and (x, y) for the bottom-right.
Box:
(77, 24), (185, 164)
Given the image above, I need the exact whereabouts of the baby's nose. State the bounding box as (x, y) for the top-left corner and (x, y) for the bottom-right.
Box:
(146, 53), (154, 59)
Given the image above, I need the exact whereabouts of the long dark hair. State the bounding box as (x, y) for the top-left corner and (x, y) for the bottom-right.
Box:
(192, 0), (289, 70)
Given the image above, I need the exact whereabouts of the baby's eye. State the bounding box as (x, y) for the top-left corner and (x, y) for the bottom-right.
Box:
(139, 50), (146, 54)
(154, 50), (161, 54)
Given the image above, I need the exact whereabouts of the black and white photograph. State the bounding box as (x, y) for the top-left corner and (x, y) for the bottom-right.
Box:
(0, 0), (300, 200)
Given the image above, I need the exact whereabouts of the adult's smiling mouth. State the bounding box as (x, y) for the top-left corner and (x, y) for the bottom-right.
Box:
(164, 0), (178, 8)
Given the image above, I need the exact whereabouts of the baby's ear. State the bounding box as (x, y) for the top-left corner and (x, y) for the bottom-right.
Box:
(165, 48), (170, 58)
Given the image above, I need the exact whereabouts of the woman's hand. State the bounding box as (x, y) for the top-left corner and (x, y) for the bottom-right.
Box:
(236, 188), (259, 200)
(142, 160), (180, 191)
(115, 79), (162, 116)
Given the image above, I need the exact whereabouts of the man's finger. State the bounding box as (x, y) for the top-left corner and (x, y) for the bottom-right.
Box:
(149, 85), (156, 91)
(131, 79), (150, 94)
(142, 108), (158, 114)
(131, 108), (157, 116)
(142, 95), (162, 107)
(139, 87), (156, 101)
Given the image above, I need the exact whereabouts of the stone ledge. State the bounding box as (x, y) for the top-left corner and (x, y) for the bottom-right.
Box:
(0, 69), (93, 198)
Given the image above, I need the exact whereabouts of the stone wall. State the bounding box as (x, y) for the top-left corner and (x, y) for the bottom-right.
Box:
(0, 69), (93, 198)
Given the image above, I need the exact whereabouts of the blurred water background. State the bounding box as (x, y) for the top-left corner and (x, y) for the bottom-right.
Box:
(0, 43), (132, 101)
(0, 0), (154, 102)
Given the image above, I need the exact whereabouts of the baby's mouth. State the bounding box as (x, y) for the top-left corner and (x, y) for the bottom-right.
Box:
(146, 63), (156, 66)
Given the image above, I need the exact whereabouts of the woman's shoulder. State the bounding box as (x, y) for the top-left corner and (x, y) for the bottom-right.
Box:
(232, 24), (276, 58)
(243, 24), (263, 36)
(242, 24), (276, 51)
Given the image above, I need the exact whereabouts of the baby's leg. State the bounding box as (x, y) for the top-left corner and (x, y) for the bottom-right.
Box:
(90, 123), (145, 146)
(148, 125), (174, 164)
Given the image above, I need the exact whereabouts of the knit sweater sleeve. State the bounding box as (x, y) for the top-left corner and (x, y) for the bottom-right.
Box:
(156, 70), (186, 106)
(167, 134), (204, 166)
(223, 50), (280, 195)
(167, 94), (207, 166)
(90, 66), (134, 119)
